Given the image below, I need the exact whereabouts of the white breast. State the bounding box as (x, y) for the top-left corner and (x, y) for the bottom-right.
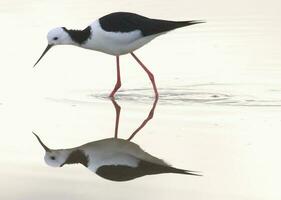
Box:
(88, 153), (139, 172)
(80, 138), (168, 172)
(81, 20), (162, 55)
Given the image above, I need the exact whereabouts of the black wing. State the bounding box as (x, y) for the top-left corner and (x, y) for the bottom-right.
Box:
(99, 12), (204, 36)
(96, 160), (201, 182)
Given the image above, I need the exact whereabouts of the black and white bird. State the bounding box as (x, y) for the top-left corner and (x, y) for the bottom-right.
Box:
(33, 133), (201, 181)
(34, 12), (204, 98)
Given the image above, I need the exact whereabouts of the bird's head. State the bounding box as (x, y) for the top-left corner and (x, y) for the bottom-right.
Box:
(33, 132), (69, 168)
(47, 27), (71, 45)
(44, 149), (69, 168)
(33, 27), (72, 67)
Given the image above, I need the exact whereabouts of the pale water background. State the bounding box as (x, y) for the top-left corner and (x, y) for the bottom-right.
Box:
(0, 0), (281, 199)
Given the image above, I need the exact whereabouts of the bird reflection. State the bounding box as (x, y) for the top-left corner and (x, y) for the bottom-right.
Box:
(34, 98), (201, 181)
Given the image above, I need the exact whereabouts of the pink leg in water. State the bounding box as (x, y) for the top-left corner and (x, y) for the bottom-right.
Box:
(127, 97), (158, 141)
(130, 52), (159, 98)
(110, 99), (121, 138)
(109, 56), (121, 98)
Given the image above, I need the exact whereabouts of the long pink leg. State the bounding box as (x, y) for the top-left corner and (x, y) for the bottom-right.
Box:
(127, 98), (158, 141)
(110, 99), (121, 138)
(130, 52), (159, 98)
(109, 56), (121, 98)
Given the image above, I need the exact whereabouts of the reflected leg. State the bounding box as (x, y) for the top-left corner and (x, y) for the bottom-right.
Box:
(127, 98), (158, 141)
(109, 56), (121, 98)
(130, 52), (159, 98)
(111, 99), (121, 138)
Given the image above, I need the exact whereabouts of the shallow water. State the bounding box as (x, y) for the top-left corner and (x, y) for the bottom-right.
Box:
(1, 0), (281, 199)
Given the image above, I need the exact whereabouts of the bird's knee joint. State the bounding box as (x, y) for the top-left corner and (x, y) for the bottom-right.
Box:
(115, 82), (121, 89)
(149, 74), (155, 81)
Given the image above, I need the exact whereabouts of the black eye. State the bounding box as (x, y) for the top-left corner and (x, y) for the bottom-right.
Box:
(50, 156), (56, 160)
(53, 37), (58, 40)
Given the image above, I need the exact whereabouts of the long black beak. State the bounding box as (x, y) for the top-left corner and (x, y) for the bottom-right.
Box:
(33, 132), (51, 152)
(33, 44), (53, 68)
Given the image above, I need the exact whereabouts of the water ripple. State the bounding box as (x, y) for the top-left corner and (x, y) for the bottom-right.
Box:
(88, 86), (281, 107)
(47, 84), (281, 107)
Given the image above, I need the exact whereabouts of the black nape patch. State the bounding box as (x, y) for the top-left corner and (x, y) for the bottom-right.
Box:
(62, 149), (89, 167)
(63, 26), (91, 45)
(99, 12), (203, 36)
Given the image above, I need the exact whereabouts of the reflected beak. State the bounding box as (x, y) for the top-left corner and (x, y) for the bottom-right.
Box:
(33, 44), (53, 68)
(33, 132), (51, 152)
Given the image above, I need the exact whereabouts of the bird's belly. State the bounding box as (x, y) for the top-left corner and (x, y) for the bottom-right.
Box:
(81, 25), (161, 55)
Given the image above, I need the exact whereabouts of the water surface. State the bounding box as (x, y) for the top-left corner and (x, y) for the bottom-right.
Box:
(0, 0), (281, 199)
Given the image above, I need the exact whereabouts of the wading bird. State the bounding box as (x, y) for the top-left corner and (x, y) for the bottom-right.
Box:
(34, 12), (204, 98)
